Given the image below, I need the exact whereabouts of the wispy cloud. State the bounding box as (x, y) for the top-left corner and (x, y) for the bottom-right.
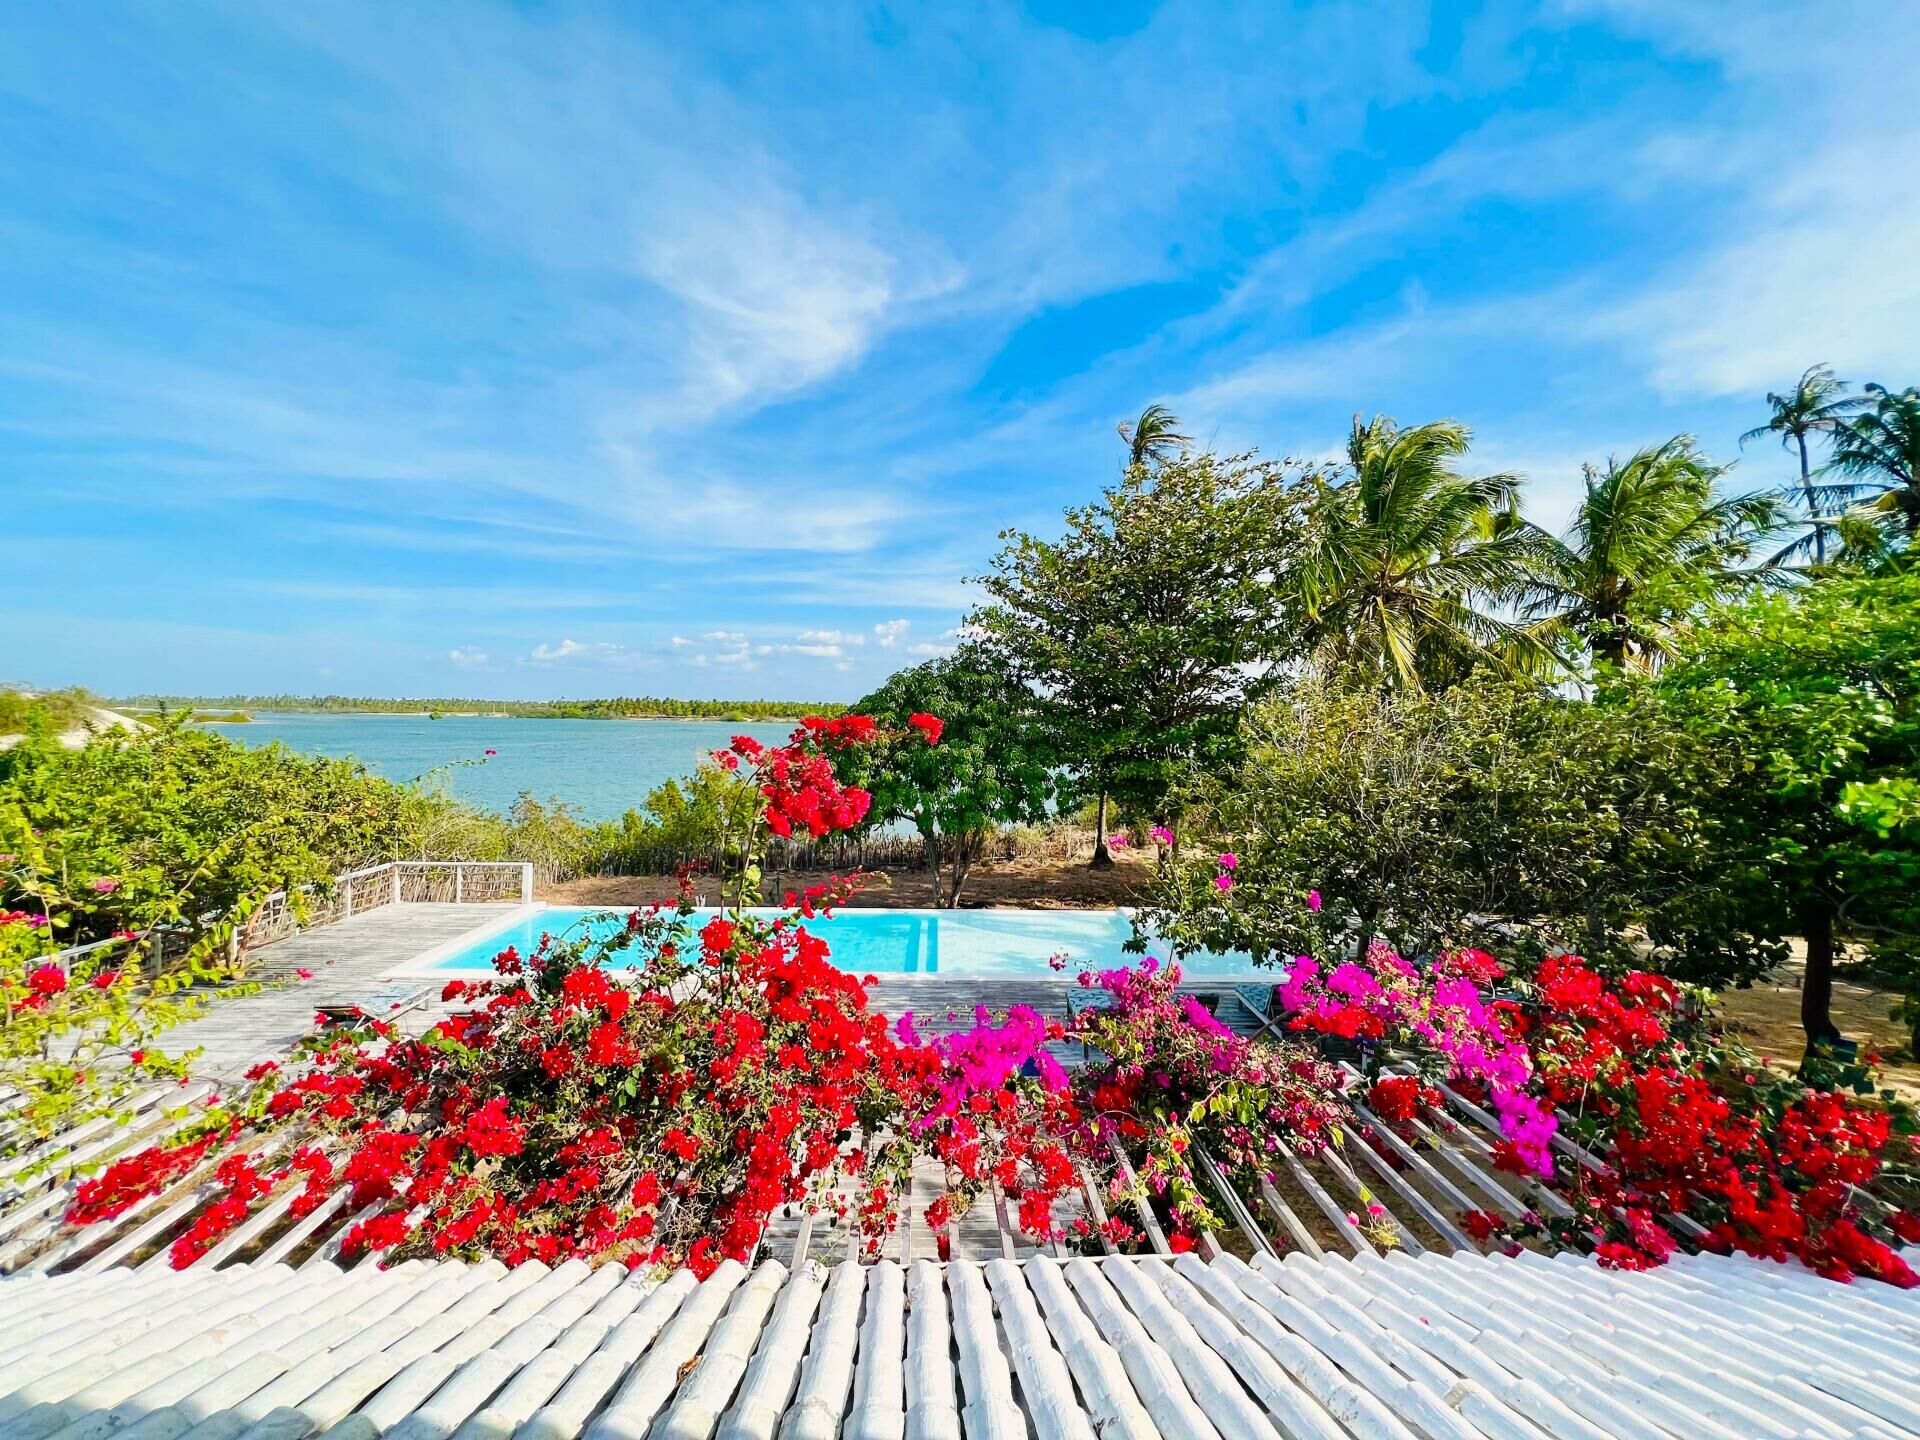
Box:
(6, 1), (1911, 700)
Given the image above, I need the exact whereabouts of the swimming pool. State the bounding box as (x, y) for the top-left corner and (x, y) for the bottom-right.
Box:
(396, 905), (1259, 979)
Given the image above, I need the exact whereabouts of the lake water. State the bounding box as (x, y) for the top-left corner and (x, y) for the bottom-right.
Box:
(197, 712), (795, 820)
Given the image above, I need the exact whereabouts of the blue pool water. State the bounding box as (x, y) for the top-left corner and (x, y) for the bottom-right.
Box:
(408, 906), (1257, 978)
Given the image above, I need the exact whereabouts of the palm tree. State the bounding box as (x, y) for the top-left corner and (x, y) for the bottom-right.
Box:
(1740, 364), (1861, 565)
(1522, 436), (1783, 670)
(1298, 415), (1560, 690)
(1827, 384), (1920, 543)
(1116, 404), (1190, 470)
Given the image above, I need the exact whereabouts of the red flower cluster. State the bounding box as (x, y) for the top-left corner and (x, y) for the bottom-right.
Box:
(1519, 954), (1917, 1286)
(716, 723), (874, 839)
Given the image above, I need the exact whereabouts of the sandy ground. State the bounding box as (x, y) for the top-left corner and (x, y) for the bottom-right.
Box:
(542, 851), (1162, 910)
(1713, 964), (1920, 1102)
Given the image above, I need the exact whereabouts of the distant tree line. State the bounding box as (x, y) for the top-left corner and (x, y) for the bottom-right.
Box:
(113, 693), (846, 722)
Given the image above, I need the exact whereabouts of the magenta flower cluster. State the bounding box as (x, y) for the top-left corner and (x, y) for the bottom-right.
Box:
(1278, 942), (1558, 1176)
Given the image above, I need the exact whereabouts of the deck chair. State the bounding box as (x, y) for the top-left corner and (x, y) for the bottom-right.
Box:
(1064, 987), (1110, 1065)
(312, 983), (433, 1028)
(1235, 982), (1285, 1042)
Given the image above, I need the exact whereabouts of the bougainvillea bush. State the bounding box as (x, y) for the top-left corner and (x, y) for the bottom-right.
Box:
(1064, 957), (1348, 1251)
(55, 715), (1360, 1275)
(1268, 936), (1919, 1285)
(1509, 952), (1918, 1284)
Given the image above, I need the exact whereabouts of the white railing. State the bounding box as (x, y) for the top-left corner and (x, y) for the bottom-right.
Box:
(46, 859), (534, 967)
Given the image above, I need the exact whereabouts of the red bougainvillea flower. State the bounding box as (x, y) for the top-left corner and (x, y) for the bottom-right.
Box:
(907, 713), (943, 745)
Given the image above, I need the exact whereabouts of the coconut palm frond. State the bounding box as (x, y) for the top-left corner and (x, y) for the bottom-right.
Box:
(1117, 403), (1192, 470)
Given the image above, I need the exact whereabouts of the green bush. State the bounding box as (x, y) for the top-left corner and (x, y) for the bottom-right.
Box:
(1139, 675), (1729, 971)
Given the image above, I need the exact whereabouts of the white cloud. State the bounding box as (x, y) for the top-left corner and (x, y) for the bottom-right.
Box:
(798, 628), (865, 647)
(1598, 142), (1920, 397)
(873, 618), (911, 648)
(906, 641), (952, 657)
(526, 638), (634, 665)
(447, 646), (489, 668)
(702, 630), (747, 645)
(669, 635), (694, 648)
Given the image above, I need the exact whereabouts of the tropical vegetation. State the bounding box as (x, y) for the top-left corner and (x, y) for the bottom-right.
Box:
(113, 693), (843, 722)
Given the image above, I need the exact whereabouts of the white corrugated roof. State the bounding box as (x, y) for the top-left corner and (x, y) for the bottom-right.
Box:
(4, 1245), (1917, 1440)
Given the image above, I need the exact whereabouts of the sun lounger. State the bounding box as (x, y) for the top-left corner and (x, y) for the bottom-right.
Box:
(312, 982), (433, 1027)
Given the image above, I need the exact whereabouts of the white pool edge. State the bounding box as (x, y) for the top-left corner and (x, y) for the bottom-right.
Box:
(384, 901), (548, 978)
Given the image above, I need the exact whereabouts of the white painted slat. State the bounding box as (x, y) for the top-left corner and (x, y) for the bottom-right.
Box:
(1062, 1258), (1225, 1440)
(520, 1267), (699, 1440)
(716, 1261), (826, 1440)
(979, 1261), (1096, 1440)
(845, 1260), (906, 1440)
(585, 1261), (748, 1440)
(655, 1261), (789, 1440)
(783, 1260), (866, 1440)
(945, 1262), (1024, 1440)
(1189, 1253), (1423, 1440)
(1101, 1257), (1286, 1440)
(903, 1260), (961, 1440)
(1020, 1259), (1156, 1440)
(2, 1232), (1915, 1438)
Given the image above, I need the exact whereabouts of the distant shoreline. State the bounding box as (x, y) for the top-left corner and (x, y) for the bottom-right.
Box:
(178, 710), (814, 723)
(113, 695), (839, 724)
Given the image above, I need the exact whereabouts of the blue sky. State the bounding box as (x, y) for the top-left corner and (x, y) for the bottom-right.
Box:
(4, 2), (1916, 701)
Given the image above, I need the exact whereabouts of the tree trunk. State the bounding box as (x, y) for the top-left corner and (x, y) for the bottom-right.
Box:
(1799, 900), (1842, 1047)
(924, 826), (943, 907)
(946, 836), (980, 909)
(1799, 434), (1824, 566)
(1090, 790), (1114, 870)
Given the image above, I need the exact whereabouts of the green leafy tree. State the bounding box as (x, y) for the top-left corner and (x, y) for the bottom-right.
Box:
(1741, 364), (1863, 566)
(1641, 571), (1920, 1045)
(1828, 384), (1920, 545)
(1140, 677), (1724, 966)
(972, 448), (1312, 867)
(1298, 415), (1560, 690)
(838, 649), (1058, 906)
(1523, 436), (1782, 670)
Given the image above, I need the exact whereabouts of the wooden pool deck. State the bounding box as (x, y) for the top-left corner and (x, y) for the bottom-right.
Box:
(163, 903), (507, 1079)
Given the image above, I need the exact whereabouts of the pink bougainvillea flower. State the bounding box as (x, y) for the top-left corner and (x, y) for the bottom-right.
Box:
(1306, 888), (1322, 912)
(484, 748), (497, 756)
(90, 877), (120, 894)
(1214, 874), (1234, 891)
(1216, 853), (1238, 870)
(295, 968), (315, 980)
(1106, 833), (1128, 849)
(1150, 825), (1174, 845)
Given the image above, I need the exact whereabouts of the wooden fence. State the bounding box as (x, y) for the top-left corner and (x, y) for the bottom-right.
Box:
(588, 826), (1106, 877)
(47, 860), (535, 971)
